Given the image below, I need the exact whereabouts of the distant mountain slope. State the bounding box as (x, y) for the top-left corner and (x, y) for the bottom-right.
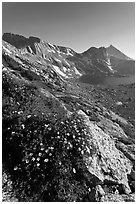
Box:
(2, 33), (135, 81)
(110, 56), (135, 75)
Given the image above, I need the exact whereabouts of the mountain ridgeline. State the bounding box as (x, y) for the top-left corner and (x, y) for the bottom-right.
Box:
(3, 33), (135, 80)
(2, 33), (135, 202)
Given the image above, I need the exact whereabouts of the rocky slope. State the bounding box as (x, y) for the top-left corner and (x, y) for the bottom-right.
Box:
(2, 33), (135, 202)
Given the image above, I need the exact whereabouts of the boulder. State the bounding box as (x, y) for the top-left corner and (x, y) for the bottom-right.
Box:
(77, 110), (132, 192)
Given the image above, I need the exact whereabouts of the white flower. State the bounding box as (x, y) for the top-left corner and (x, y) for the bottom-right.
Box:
(49, 147), (54, 150)
(73, 168), (76, 173)
(11, 131), (15, 134)
(41, 147), (44, 151)
(21, 124), (25, 129)
(25, 159), (29, 163)
(81, 150), (84, 155)
(78, 147), (81, 151)
(44, 158), (49, 162)
(14, 166), (18, 170)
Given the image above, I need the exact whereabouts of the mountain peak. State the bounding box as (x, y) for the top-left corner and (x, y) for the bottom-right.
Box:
(106, 44), (131, 60)
(107, 44), (119, 50)
(109, 44), (114, 47)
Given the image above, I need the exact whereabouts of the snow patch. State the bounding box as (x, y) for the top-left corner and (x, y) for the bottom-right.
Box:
(46, 44), (56, 53)
(2, 67), (8, 71)
(73, 168), (76, 173)
(27, 46), (34, 54)
(52, 65), (68, 78)
(67, 48), (73, 56)
(74, 67), (82, 76)
(63, 67), (67, 72)
(57, 50), (62, 57)
(48, 43), (55, 49)
(46, 49), (52, 53)
(55, 58), (62, 63)
(63, 59), (70, 67)
(107, 64), (114, 72)
(36, 60), (42, 65)
(2, 45), (11, 54)
(51, 49), (55, 53)
(106, 57), (115, 73)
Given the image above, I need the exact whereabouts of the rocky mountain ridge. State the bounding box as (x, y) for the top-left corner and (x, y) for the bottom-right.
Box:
(3, 33), (135, 79)
(2, 33), (135, 202)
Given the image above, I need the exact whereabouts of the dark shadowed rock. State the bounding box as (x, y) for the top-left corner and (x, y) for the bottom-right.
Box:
(2, 33), (40, 49)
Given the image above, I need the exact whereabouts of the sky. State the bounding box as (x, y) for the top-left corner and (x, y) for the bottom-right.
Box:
(2, 2), (135, 59)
